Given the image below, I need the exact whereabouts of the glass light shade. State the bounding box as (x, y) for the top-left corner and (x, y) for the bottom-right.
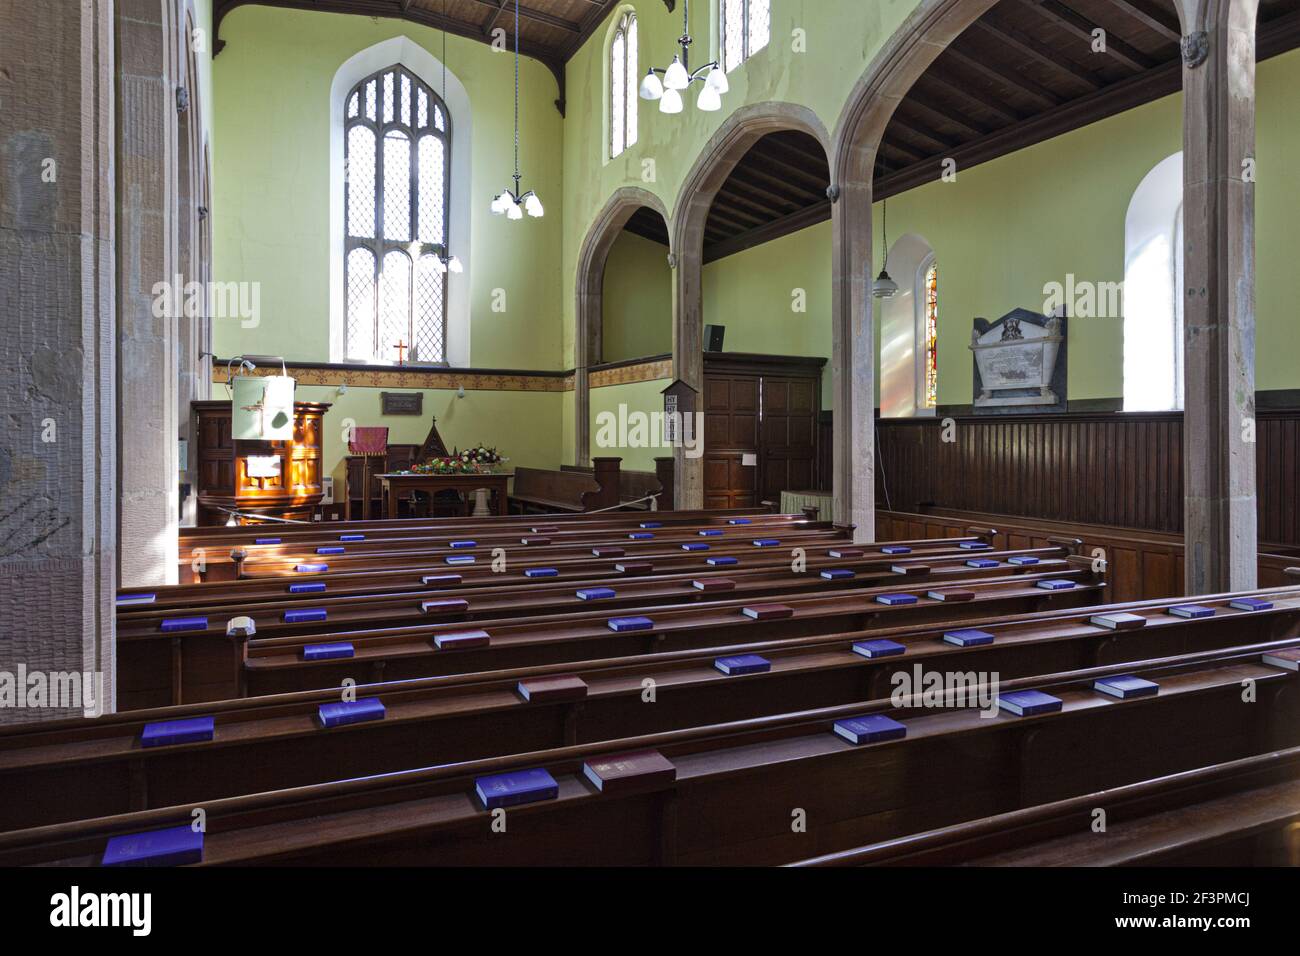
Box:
(447, 255), (464, 274)
(659, 87), (684, 114)
(872, 269), (900, 299)
(697, 85), (722, 112)
(506, 202), (524, 221)
(706, 66), (729, 94)
(663, 56), (689, 90)
(490, 190), (513, 215)
(432, 256), (448, 273)
(524, 193), (544, 218)
(639, 70), (664, 101)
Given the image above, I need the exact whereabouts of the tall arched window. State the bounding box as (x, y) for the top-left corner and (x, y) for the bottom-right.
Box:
(879, 235), (939, 417)
(610, 11), (638, 159)
(720, 0), (770, 72)
(345, 65), (450, 365)
(1123, 152), (1184, 411)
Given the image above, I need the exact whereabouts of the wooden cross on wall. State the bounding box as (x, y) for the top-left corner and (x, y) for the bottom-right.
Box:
(393, 340), (408, 366)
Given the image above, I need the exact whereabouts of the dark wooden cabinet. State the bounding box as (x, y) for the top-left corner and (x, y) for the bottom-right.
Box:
(193, 400), (331, 524)
(701, 353), (824, 509)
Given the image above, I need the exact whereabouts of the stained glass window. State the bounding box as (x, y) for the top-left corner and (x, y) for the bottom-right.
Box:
(923, 261), (939, 409)
(344, 65), (450, 364)
(610, 12), (637, 158)
(721, 0), (770, 73)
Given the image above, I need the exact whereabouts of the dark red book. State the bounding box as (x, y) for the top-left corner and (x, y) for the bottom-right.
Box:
(743, 603), (794, 620)
(692, 578), (736, 592)
(422, 598), (470, 614)
(927, 589), (974, 602)
(891, 564), (930, 577)
(531, 526), (559, 533)
(520, 537), (551, 546)
(582, 750), (677, 794)
(433, 628), (490, 649)
(829, 548), (864, 558)
(517, 675), (589, 702)
(592, 548), (625, 558)
(615, 562), (653, 574)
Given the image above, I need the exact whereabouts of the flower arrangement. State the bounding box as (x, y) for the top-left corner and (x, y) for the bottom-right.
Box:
(407, 444), (506, 475)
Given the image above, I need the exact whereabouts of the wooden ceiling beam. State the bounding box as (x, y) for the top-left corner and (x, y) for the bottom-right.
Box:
(902, 86), (996, 136)
(725, 168), (821, 208)
(462, 0), (582, 33)
(923, 67), (1027, 123)
(707, 201), (769, 228)
(970, 17), (1104, 92)
(704, 201), (833, 264)
(748, 139), (830, 180)
(1015, 0), (1157, 72)
(887, 113), (962, 153)
(1102, 0), (1182, 43)
(742, 148), (830, 191)
(942, 44), (1063, 109)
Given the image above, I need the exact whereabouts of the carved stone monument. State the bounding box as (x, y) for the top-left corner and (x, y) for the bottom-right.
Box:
(970, 308), (1067, 414)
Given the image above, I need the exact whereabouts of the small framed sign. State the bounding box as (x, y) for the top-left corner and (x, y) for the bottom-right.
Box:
(381, 392), (423, 415)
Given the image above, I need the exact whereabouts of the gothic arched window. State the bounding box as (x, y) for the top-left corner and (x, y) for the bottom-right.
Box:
(720, 0), (770, 73)
(610, 11), (638, 158)
(344, 65), (450, 365)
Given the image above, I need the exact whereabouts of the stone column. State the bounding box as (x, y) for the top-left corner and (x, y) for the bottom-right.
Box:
(116, 0), (180, 586)
(1179, 0), (1259, 593)
(830, 178), (876, 542)
(671, 249), (704, 510)
(0, 0), (118, 720)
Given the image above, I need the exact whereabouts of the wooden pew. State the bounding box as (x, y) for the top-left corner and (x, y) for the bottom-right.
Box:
(789, 745), (1300, 867)
(9, 594), (1300, 832)
(509, 462), (619, 514)
(3, 639), (1296, 866)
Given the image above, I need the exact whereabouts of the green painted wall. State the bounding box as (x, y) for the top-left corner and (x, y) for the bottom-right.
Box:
(589, 378), (673, 472)
(211, 6), (565, 370)
(700, 48), (1300, 407)
(601, 231), (672, 362)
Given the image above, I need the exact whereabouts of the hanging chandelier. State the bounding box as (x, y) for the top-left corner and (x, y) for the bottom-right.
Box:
(438, 0), (463, 269)
(872, 198), (899, 299)
(639, 0), (729, 114)
(490, 0), (544, 219)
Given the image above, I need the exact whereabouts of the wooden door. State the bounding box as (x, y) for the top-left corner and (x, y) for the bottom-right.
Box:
(703, 375), (758, 508)
(760, 376), (817, 499)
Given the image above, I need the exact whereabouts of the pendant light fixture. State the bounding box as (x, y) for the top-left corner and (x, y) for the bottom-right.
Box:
(872, 197), (899, 299)
(640, 0), (729, 114)
(490, 0), (544, 220)
(437, 0), (463, 271)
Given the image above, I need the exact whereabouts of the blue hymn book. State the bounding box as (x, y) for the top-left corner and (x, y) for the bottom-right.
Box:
(475, 768), (559, 810)
(958, 542), (992, 551)
(102, 825), (203, 867)
(1093, 675), (1160, 699)
(576, 588), (616, 601)
(140, 716), (215, 748)
(524, 568), (558, 578)
(640, 521), (662, 529)
(853, 639), (906, 658)
(254, 537), (281, 545)
(943, 628), (994, 647)
(698, 529), (722, 536)
(965, 559), (999, 569)
(880, 546), (911, 555)
(833, 714), (907, 745)
(316, 546), (345, 555)
(1170, 604), (1215, 618)
(714, 654), (771, 676)
(160, 616), (207, 633)
(608, 616), (653, 632)
(1036, 579), (1075, 590)
(752, 539), (781, 547)
(1230, 597), (1274, 611)
(116, 593), (156, 607)
(876, 594), (917, 606)
(289, 582), (326, 593)
(999, 690), (1063, 716)
(707, 556), (739, 566)
(446, 555), (475, 565)
(628, 532), (654, 540)
(1008, 556), (1039, 566)
(302, 642), (354, 661)
(283, 608), (327, 624)
(450, 540), (476, 549)
(340, 534), (365, 542)
(681, 543), (710, 551)
(318, 698), (386, 728)
(295, 563), (328, 573)
(821, 569), (854, 580)
(727, 518), (752, 524)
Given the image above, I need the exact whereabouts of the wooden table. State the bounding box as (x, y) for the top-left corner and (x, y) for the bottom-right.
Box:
(376, 472), (513, 518)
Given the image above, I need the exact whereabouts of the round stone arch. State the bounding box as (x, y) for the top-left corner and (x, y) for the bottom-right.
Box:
(573, 186), (672, 466)
(668, 102), (832, 509)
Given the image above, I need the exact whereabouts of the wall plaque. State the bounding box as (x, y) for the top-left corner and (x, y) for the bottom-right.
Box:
(381, 391), (423, 415)
(970, 308), (1067, 415)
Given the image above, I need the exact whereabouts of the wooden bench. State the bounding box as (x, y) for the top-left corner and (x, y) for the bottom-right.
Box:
(510, 458), (623, 514)
(10, 593), (1300, 833)
(4, 635), (1295, 865)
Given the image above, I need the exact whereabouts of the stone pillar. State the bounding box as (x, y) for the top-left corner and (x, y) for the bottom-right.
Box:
(830, 178), (876, 542)
(0, 0), (118, 720)
(1179, 0), (1259, 593)
(671, 251), (704, 510)
(116, 0), (180, 586)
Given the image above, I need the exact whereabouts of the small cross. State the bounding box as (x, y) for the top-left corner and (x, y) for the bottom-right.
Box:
(393, 340), (408, 366)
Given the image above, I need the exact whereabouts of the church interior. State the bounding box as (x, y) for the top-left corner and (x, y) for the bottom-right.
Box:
(6, 0), (1300, 889)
